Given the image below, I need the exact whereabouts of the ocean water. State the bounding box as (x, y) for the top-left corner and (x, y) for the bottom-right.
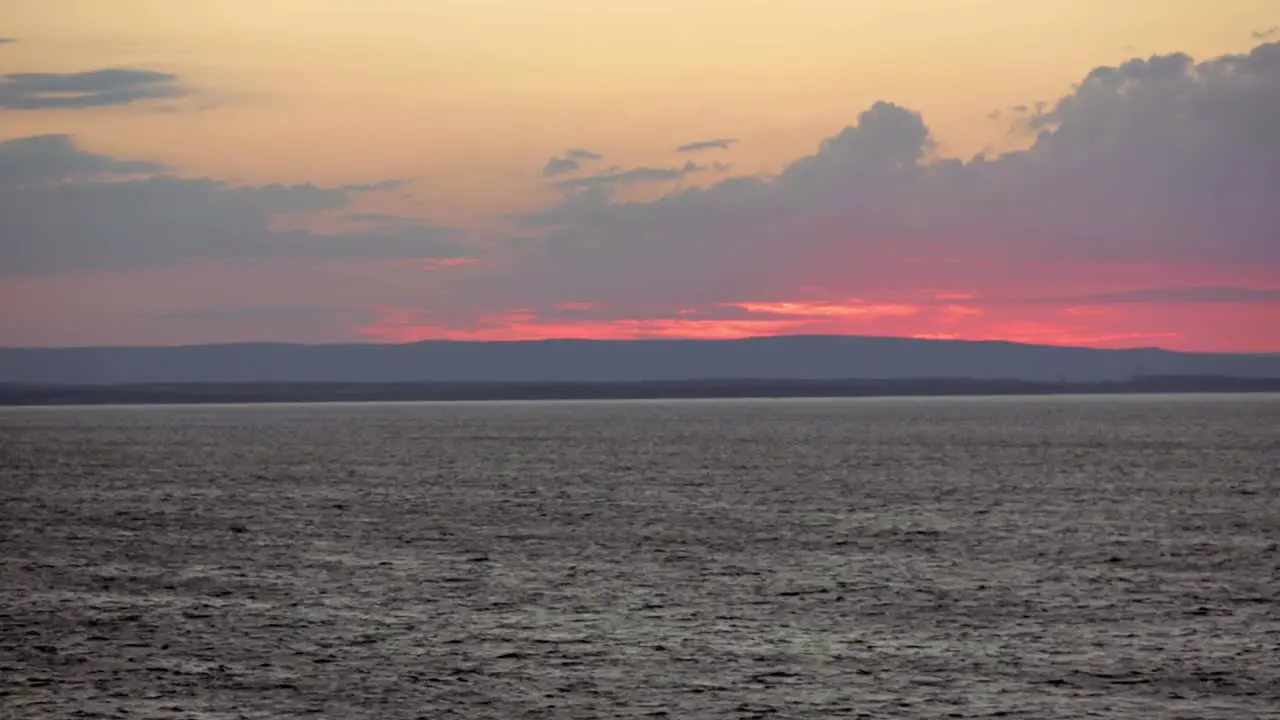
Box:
(1, 395), (1277, 719)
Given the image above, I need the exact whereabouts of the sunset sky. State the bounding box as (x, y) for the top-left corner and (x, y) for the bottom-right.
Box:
(2, 0), (1278, 351)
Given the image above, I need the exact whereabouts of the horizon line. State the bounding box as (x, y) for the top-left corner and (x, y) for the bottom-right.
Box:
(0, 332), (1273, 355)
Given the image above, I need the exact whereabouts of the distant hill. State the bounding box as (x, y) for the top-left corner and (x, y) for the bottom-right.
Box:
(2, 376), (1279, 406)
(1, 335), (1278, 385)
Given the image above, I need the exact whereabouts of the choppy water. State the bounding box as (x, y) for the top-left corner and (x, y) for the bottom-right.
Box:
(2, 395), (1278, 719)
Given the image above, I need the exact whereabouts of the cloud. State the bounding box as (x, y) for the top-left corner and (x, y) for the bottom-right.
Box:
(0, 37), (15, 45)
(355, 305), (802, 342)
(553, 160), (717, 193)
(1253, 26), (1278, 40)
(369, 41), (1279, 351)
(6, 43), (1278, 351)
(1028, 287), (1280, 305)
(553, 300), (601, 312)
(0, 134), (467, 276)
(723, 300), (921, 319)
(540, 148), (604, 177)
(675, 138), (737, 153)
(345, 212), (411, 224)
(147, 305), (328, 322)
(0, 134), (164, 187)
(0, 68), (186, 110)
(541, 156), (581, 177)
(421, 257), (479, 271)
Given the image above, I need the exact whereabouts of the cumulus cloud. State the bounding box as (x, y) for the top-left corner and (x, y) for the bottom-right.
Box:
(0, 134), (467, 276)
(540, 147), (604, 177)
(675, 138), (737, 153)
(468, 43), (1280, 319)
(0, 68), (186, 110)
(517, 42), (1269, 278)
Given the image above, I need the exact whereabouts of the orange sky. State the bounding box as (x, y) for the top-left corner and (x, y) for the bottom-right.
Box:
(1, 1), (1278, 351)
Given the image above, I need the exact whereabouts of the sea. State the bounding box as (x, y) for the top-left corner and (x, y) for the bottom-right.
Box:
(1, 394), (1277, 719)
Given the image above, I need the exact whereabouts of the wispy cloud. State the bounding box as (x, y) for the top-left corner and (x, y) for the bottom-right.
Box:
(724, 300), (920, 319)
(355, 305), (800, 342)
(675, 138), (737, 153)
(554, 161), (721, 192)
(1252, 26), (1278, 40)
(0, 68), (187, 110)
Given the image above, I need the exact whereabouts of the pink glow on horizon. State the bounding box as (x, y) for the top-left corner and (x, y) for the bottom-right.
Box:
(723, 300), (922, 319)
(342, 273), (1280, 351)
(355, 306), (804, 342)
(421, 257), (479, 271)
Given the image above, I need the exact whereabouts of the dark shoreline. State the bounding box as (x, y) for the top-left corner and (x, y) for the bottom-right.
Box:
(2, 375), (1278, 406)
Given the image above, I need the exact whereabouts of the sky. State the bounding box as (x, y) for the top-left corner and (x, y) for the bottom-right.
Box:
(1, 1), (1278, 351)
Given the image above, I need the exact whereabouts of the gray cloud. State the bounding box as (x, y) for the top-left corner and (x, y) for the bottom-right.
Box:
(1253, 26), (1278, 40)
(0, 134), (165, 188)
(0, 68), (186, 110)
(555, 161), (713, 192)
(147, 305), (329, 322)
(0, 134), (466, 276)
(0, 37), (15, 45)
(1026, 287), (1280, 305)
(346, 212), (411, 224)
(461, 42), (1280, 312)
(541, 148), (604, 177)
(541, 156), (582, 177)
(675, 138), (737, 153)
(339, 179), (404, 193)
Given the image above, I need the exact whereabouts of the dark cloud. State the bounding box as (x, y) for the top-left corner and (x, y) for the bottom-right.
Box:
(0, 37), (15, 45)
(0, 134), (465, 276)
(0, 68), (186, 110)
(541, 148), (604, 177)
(459, 43), (1280, 313)
(1253, 26), (1278, 40)
(675, 138), (737, 153)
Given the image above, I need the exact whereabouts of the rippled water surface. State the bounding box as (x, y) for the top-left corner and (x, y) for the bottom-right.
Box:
(2, 395), (1278, 719)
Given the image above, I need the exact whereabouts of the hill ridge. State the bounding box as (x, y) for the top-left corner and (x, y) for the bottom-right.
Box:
(2, 335), (1278, 386)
